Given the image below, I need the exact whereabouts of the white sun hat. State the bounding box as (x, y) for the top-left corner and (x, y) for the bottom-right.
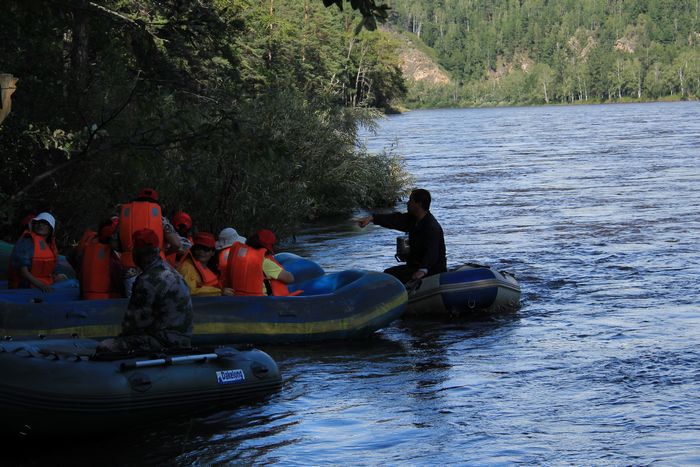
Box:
(216, 227), (246, 250)
(31, 212), (56, 230)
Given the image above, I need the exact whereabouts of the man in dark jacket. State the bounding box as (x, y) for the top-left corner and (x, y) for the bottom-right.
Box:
(358, 188), (447, 283)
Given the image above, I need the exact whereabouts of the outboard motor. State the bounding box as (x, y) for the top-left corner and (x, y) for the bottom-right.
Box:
(395, 235), (410, 262)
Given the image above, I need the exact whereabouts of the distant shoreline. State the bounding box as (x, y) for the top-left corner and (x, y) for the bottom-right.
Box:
(391, 95), (698, 113)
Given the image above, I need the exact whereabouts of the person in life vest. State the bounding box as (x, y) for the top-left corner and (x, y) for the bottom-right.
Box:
(177, 232), (234, 297)
(227, 229), (295, 296)
(215, 227), (246, 281)
(70, 216), (118, 276)
(111, 188), (182, 298)
(8, 212), (68, 292)
(81, 219), (124, 299)
(166, 211), (194, 266)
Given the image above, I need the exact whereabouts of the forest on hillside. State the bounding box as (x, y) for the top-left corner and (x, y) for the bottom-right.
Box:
(389, 0), (700, 107)
(0, 0), (409, 244)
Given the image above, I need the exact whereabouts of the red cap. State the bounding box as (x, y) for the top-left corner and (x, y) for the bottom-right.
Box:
(132, 228), (160, 249)
(172, 211), (192, 230)
(193, 232), (216, 249)
(256, 229), (277, 252)
(136, 188), (158, 202)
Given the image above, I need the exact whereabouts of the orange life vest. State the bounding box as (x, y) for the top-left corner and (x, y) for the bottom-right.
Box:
(217, 247), (231, 280)
(266, 256), (295, 296)
(8, 231), (58, 288)
(178, 252), (220, 289)
(81, 240), (122, 300)
(118, 201), (164, 268)
(77, 229), (97, 256)
(227, 243), (293, 296)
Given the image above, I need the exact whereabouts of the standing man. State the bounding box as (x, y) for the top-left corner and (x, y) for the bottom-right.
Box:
(99, 228), (193, 353)
(358, 188), (447, 283)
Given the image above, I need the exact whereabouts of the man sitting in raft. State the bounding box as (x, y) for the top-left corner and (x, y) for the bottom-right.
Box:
(226, 229), (296, 296)
(98, 228), (193, 353)
(358, 188), (447, 284)
(177, 232), (234, 297)
(8, 212), (68, 292)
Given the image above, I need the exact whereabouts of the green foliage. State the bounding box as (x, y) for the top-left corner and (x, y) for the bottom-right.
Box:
(0, 0), (409, 244)
(389, 0), (700, 107)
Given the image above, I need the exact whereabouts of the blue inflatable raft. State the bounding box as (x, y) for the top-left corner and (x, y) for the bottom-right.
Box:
(406, 263), (521, 317)
(0, 254), (407, 344)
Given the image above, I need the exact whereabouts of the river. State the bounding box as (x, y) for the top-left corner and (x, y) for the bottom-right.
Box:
(18, 102), (700, 465)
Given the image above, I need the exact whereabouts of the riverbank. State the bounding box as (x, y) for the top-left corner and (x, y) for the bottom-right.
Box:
(401, 90), (698, 111)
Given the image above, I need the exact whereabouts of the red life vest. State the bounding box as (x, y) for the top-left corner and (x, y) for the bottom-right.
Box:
(8, 231), (58, 289)
(81, 241), (120, 299)
(178, 252), (220, 289)
(118, 201), (164, 268)
(217, 247), (231, 280)
(77, 229), (97, 256)
(227, 243), (293, 296)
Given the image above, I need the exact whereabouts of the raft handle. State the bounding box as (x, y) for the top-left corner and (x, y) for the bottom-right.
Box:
(251, 363), (270, 379)
(120, 353), (219, 371)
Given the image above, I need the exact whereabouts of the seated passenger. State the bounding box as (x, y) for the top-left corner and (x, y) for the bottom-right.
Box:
(167, 211), (194, 266)
(81, 219), (124, 299)
(71, 216), (118, 277)
(178, 232), (234, 297)
(227, 229), (295, 296)
(215, 227), (246, 280)
(98, 228), (193, 353)
(111, 188), (182, 298)
(8, 212), (67, 292)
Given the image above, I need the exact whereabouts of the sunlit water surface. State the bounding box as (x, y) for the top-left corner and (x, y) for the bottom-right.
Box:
(16, 102), (700, 465)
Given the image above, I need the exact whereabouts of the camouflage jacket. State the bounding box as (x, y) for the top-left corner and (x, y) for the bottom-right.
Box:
(120, 257), (193, 348)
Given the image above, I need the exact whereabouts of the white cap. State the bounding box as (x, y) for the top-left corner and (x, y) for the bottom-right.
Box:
(31, 212), (56, 230)
(216, 227), (246, 250)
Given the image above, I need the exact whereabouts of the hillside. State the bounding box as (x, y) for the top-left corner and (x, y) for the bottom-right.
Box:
(392, 31), (451, 86)
(386, 0), (700, 107)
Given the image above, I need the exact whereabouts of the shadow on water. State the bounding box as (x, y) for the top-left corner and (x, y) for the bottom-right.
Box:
(0, 392), (284, 467)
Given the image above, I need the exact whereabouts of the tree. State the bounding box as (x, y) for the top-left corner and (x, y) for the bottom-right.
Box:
(0, 0), (409, 242)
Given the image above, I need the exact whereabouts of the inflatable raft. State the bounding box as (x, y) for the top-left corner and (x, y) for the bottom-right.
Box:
(0, 337), (281, 437)
(0, 254), (407, 344)
(405, 263), (521, 317)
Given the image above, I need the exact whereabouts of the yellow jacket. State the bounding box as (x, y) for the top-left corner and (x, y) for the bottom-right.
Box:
(177, 257), (222, 297)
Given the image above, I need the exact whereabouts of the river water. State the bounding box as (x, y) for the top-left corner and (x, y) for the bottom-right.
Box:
(19, 102), (700, 465)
